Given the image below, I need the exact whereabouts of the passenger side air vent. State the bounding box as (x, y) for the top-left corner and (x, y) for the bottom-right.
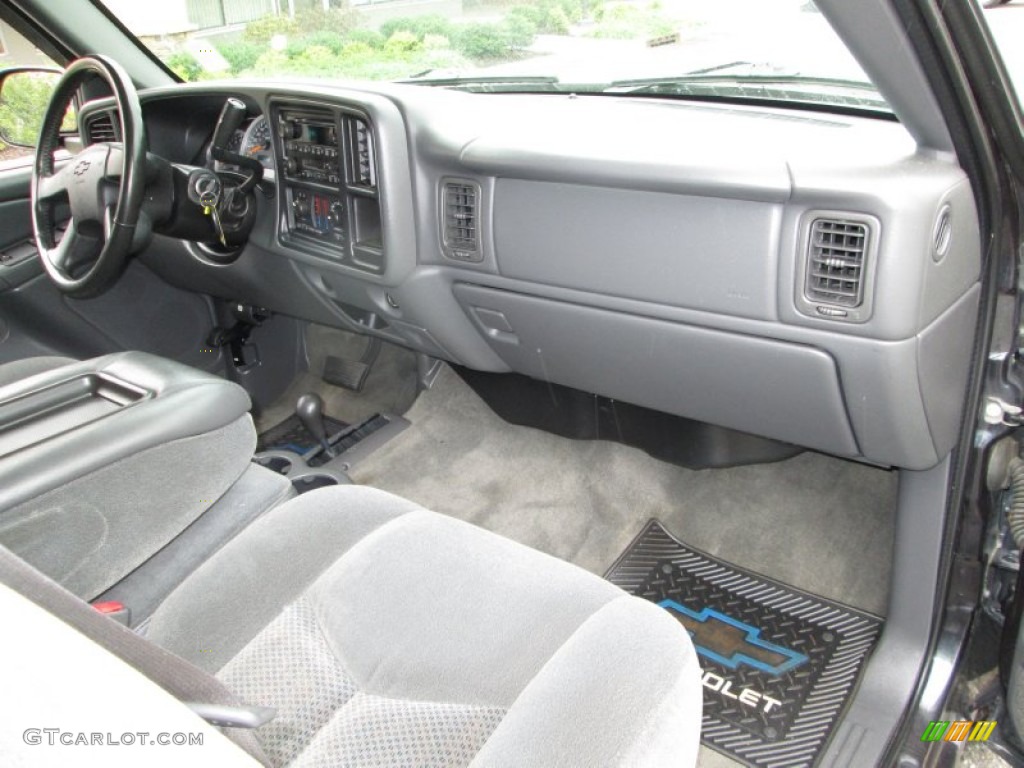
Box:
(348, 117), (376, 189)
(85, 111), (118, 144)
(795, 212), (878, 324)
(804, 217), (870, 312)
(441, 180), (483, 262)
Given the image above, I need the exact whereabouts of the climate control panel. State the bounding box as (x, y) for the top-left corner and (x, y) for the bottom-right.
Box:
(288, 188), (346, 247)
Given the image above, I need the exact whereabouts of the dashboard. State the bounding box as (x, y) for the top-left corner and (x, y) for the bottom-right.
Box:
(77, 82), (982, 472)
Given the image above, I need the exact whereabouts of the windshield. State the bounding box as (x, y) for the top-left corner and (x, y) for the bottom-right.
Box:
(97, 0), (883, 112)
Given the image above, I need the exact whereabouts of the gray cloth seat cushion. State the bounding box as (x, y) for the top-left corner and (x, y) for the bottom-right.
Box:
(146, 486), (703, 767)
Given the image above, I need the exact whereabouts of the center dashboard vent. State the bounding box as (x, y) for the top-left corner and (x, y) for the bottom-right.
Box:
(441, 179), (483, 262)
(803, 216), (871, 316)
(85, 111), (118, 144)
(348, 117), (376, 188)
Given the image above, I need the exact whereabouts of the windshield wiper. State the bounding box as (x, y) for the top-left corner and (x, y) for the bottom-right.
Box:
(604, 75), (890, 113)
(397, 74), (566, 93)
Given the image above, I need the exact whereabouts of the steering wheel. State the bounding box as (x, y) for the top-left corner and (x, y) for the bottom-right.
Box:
(31, 56), (146, 298)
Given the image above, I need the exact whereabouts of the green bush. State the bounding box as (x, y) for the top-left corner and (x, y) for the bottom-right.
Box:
(341, 41), (374, 58)
(453, 23), (512, 60)
(245, 8), (358, 43)
(345, 28), (385, 49)
(507, 5), (544, 28)
(555, 0), (591, 23)
(243, 14), (300, 43)
(247, 34), (472, 81)
(294, 44), (336, 67)
(232, 4), (550, 78)
(508, 1), (574, 34)
(216, 39), (264, 74)
(501, 16), (537, 49)
(384, 31), (422, 55)
(379, 15), (454, 42)
(285, 32), (347, 58)
(377, 18), (404, 39)
(249, 49), (287, 72)
(542, 5), (570, 34)
(588, 1), (675, 39)
(166, 51), (204, 82)
(296, 31), (348, 56)
(285, 38), (307, 58)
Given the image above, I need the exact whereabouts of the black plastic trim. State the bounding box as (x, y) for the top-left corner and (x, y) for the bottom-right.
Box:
(452, 365), (803, 470)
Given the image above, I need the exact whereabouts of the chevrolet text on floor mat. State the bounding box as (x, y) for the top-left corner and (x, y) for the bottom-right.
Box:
(698, 671), (783, 714)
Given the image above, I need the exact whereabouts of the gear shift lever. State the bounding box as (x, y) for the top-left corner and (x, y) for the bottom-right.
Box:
(296, 393), (336, 458)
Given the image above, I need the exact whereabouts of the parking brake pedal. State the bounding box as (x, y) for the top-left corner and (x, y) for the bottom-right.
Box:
(322, 337), (381, 392)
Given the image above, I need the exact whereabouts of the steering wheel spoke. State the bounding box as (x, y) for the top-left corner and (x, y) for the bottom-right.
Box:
(46, 220), (88, 272)
(35, 165), (70, 202)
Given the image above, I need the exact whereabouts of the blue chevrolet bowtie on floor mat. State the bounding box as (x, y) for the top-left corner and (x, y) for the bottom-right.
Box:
(607, 520), (882, 768)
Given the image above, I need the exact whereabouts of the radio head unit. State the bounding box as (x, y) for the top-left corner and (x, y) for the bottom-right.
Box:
(278, 113), (341, 184)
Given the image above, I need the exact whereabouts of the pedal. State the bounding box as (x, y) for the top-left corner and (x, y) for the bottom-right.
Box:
(322, 337), (381, 392)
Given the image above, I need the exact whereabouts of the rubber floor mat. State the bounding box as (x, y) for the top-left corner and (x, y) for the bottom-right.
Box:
(606, 520), (882, 767)
(257, 414), (348, 455)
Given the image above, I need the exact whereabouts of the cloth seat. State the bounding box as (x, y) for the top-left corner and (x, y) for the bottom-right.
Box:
(143, 485), (703, 767)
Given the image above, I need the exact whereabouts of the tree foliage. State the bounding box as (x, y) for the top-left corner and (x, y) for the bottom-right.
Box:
(0, 71), (61, 147)
(166, 51), (204, 82)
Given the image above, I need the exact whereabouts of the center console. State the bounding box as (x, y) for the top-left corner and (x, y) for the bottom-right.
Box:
(274, 101), (385, 274)
(0, 352), (256, 600)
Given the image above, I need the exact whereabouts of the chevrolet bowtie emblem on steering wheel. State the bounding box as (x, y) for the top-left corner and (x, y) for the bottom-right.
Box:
(73, 160), (91, 176)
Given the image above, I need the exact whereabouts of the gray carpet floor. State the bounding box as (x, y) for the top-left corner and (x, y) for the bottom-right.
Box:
(353, 364), (898, 616)
(255, 326), (419, 433)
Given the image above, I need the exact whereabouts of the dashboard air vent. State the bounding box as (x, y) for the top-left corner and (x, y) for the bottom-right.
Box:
(85, 111), (118, 144)
(804, 218), (869, 308)
(442, 180), (482, 262)
(349, 118), (376, 188)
